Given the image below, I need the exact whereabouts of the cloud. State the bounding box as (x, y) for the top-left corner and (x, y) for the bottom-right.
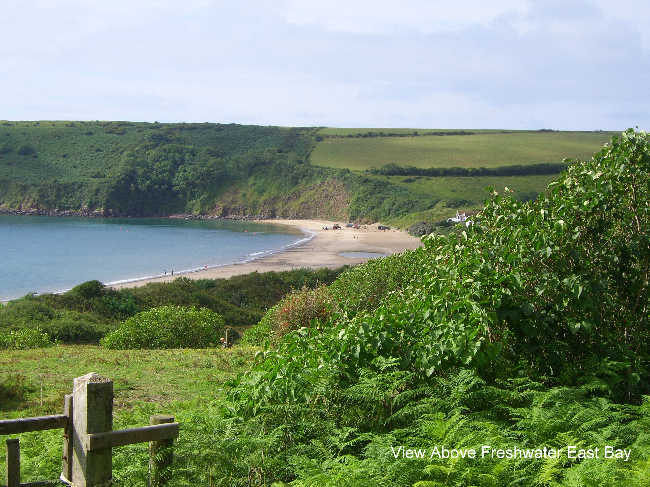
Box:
(279, 0), (532, 34)
(0, 0), (648, 130)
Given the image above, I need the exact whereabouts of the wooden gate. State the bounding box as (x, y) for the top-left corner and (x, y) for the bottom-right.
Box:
(0, 372), (179, 487)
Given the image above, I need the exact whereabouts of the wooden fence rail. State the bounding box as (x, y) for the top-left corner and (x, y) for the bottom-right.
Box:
(1, 373), (179, 487)
(0, 416), (68, 436)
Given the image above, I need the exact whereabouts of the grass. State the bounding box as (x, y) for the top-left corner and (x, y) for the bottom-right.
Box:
(0, 344), (261, 485)
(379, 173), (558, 201)
(310, 130), (616, 170)
(0, 344), (258, 416)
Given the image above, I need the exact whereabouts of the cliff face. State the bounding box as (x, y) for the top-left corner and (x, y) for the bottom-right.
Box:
(211, 180), (351, 221)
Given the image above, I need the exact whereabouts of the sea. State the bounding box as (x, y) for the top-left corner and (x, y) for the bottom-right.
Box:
(0, 215), (312, 302)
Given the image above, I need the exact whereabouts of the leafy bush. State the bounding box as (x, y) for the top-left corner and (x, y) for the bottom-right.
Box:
(101, 306), (225, 349)
(243, 285), (334, 346)
(408, 221), (436, 236)
(70, 279), (106, 299)
(40, 318), (103, 343)
(328, 249), (426, 314)
(0, 328), (57, 349)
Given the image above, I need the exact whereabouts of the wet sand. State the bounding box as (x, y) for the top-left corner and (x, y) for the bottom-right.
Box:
(113, 219), (422, 289)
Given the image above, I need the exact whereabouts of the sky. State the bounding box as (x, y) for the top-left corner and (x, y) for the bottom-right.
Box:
(1, 0), (649, 130)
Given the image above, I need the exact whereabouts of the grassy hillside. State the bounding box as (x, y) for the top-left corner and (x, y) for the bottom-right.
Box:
(0, 121), (313, 184)
(0, 120), (621, 226)
(0, 120), (319, 215)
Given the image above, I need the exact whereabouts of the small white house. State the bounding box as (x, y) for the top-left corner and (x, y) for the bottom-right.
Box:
(447, 210), (480, 226)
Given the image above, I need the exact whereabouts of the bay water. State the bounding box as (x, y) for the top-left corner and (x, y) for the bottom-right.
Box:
(0, 215), (311, 301)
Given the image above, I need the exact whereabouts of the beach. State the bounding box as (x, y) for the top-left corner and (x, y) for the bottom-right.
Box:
(114, 219), (423, 290)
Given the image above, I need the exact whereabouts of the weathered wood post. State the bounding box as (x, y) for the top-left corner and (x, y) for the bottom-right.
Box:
(62, 393), (74, 482)
(5, 438), (20, 487)
(149, 415), (175, 487)
(72, 372), (113, 487)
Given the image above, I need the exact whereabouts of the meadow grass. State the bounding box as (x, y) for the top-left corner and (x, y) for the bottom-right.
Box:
(310, 130), (616, 170)
(0, 344), (260, 485)
(372, 173), (559, 210)
(0, 344), (258, 416)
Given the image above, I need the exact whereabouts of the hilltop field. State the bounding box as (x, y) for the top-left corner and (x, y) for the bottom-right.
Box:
(0, 121), (615, 226)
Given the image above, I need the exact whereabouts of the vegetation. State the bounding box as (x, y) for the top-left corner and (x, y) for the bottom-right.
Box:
(0, 268), (346, 345)
(310, 129), (615, 170)
(2, 129), (647, 486)
(216, 129), (650, 484)
(0, 328), (56, 350)
(0, 120), (616, 226)
(101, 306), (225, 349)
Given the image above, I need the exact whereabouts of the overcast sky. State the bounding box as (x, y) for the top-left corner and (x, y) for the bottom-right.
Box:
(1, 0), (648, 130)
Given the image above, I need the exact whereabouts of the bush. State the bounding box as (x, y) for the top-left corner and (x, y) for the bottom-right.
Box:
(101, 306), (225, 349)
(244, 285), (334, 346)
(40, 319), (103, 343)
(0, 329), (57, 349)
(240, 305), (278, 346)
(408, 221), (435, 236)
(70, 280), (106, 299)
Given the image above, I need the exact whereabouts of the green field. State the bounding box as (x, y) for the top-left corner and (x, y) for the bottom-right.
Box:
(0, 345), (256, 416)
(374, 173), (559, 202)
(310, 130), (615, 170)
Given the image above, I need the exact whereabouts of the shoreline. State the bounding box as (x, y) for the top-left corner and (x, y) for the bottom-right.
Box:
(113, 219), (423, 290)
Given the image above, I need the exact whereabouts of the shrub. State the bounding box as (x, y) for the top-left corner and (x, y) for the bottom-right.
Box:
(0, 329), (57, 349)
(70, 280), (106, 299)
(40, 319), (103, 343)
(101, 305), (225, 349)
(244, 285), (334, 346)
(328, 249), (426, 314)
(408, 221), (435, 236)
(240, 304), (278, 346)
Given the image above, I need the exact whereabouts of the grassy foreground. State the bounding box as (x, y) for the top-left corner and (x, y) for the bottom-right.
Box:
(0, 345), (259, 485)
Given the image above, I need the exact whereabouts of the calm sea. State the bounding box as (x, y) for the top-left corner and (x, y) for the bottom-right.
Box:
(0, 216), (311, 301)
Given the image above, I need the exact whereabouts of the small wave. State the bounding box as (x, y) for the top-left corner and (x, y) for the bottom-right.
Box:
(101, 226), (317, 286)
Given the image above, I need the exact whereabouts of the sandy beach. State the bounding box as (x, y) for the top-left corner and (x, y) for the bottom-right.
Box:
(114, 219), (423, 290)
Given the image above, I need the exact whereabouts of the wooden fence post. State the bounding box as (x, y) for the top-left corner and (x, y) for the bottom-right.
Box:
(149, 415), (175, 487)
(72, 372), (113, 487)
(62, 394), (73, 483)
(5, 438), (20, 487)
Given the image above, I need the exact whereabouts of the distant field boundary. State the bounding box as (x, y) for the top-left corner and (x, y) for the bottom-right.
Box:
(319, 130), (476, 138)
(368, 161), (569, 177)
